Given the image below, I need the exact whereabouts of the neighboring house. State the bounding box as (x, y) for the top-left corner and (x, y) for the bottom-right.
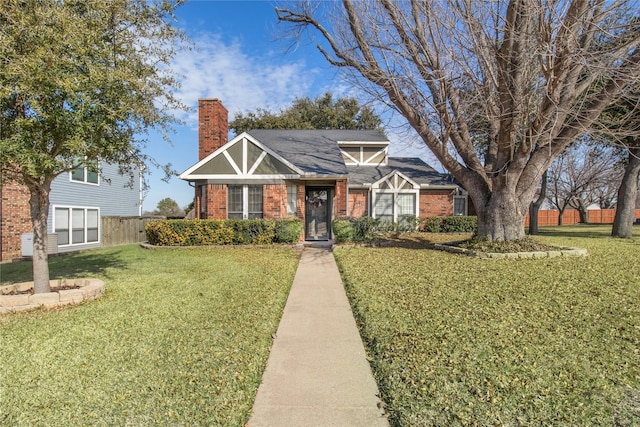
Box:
(0, 162), (142, 262)
(179, 98), (469, 241)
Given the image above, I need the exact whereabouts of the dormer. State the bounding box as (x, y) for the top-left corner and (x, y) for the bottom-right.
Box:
(338, 139), (389, 166)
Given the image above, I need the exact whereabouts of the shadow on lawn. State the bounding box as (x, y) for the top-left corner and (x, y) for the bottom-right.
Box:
(535, 225), (615, 239)
(1, 248), (130, 284)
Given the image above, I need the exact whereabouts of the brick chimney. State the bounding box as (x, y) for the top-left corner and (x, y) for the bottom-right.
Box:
(198, 98), (228, 160)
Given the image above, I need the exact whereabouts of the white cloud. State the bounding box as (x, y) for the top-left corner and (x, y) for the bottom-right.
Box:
(170, 33), (318, 126)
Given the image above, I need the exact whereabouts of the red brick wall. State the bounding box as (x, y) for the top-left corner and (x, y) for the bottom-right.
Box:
(348, 189), (368, 217)
(1, 180), (32, 261)
(263, 184), (287, 219)
(296, 185), (305, 219)
(199, 99), (228, 161)
(202, 184), (227, 219)
(419, 189), (454, 217)
(335, 180), (348, 217)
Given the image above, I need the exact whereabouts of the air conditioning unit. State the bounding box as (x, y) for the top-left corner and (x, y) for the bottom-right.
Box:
(21, 233), (59, 257)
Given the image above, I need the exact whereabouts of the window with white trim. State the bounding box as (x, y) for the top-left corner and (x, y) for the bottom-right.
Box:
(371, 172), (419, 224)
(54, 207), (99, 246)
(286, 184), (298, 216)
(70, 159), (99, 185)
(373, 192), (417, 225)
(228, 185), (263, 219)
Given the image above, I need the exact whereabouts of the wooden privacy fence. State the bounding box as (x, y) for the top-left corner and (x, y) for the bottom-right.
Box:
(525, 209), (640, 227)
(101, 216), (164, 248)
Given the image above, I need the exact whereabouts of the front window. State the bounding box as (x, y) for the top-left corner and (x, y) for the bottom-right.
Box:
(248, 185), (263, 219)
(228, 185), (244, 219)
(375, 193), (394, 223)
(54, 206), (100, 246)
(397, 193), (416, 227)
(70, 159), (99, 185)
(228, 185), (263, 219)
(286, 184), (298, 216)
(454, 195), (468, 216)
(373, 192), (417, 225)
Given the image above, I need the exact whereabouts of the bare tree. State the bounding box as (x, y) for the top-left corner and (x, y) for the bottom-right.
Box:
(547, 141), (623, 224)
(276, 0), (640, 241)
(600, 87), (640, 237)
(528, 170), (548, 235)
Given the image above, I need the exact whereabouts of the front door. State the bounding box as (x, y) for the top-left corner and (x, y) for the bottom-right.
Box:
(305, 188), (330, 240)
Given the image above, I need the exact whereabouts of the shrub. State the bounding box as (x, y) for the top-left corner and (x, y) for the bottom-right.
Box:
(352, 216), (379, 241)
(274, 218), (303, 243)
(145, 219), (292, 246)
(441, 215), (477, 233)
(332, 217), (354, 243)
(418, 216), (477, 233)
(420, 217), (442, 233)
(224, 219), (276, 245)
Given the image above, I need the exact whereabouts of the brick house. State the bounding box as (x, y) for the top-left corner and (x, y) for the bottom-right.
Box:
(180, 98), (469, 241)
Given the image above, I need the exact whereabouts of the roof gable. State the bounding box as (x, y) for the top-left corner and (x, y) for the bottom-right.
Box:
(179, 133), (301, 180)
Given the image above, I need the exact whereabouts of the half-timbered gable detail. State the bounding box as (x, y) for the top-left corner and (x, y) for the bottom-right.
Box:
(180, 98), (469, 242)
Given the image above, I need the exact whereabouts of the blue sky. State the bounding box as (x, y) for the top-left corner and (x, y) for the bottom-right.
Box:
(142, 0), (437, 213)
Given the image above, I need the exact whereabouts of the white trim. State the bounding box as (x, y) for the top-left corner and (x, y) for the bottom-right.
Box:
(52, 205), (101, 247)
(337, 140), (390, 145)
(179, 132), (305, 179)
(69, 160), (100, 186)
(340, 149), (359, 165)
(223, 150), (242, 175)
(372, 170), (419, 190)
(362, 146), (388, 165)
(185, 174), (300, 181)
(248, 151), (268, 175)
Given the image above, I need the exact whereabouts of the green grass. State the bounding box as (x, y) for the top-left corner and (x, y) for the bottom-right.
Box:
(334, 225), (640, 426)
(0, 245), (299, 426)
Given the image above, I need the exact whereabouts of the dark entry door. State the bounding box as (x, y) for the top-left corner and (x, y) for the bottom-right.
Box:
(305, 188), (330, 240)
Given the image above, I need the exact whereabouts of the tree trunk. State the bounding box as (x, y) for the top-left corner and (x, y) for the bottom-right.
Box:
(612, 145), (640, 238)
(475, 183), (527, 241)
(28, 180), (52, 294)
(577, 201), (589, 224)
(558, 208), (565, 226)
(528, 171), (548, 235)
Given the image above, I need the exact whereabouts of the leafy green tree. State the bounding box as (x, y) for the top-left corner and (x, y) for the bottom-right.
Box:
(154, 198), (184, 218)
(0, 0), (187, 293)
(229, 92), (382, 135)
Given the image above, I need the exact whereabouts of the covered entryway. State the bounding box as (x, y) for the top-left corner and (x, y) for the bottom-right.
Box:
(305, 187), (331, 240)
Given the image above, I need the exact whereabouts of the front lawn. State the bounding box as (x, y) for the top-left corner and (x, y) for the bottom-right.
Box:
(0, 245), (299, 426)
(334, 225), (640, 426)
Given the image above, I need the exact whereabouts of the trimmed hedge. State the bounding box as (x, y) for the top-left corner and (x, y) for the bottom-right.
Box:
(333, 215), (478, 243)
(419, 216), (478, 233)
(332, 217), (380, 243)
(145, 218), (303, 246)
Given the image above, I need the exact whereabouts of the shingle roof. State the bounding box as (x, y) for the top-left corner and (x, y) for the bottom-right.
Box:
(247, 129), (387, 176)
(347, 158), (458, 187)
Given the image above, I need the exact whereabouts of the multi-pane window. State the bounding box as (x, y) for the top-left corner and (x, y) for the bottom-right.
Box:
(373, 192), (417, 225)
(454, 195), (468, 216)
(397, 193), (416, 226)
(286, 184), (298, 217)
(248, 186), (263, 219)
(71, 159), (99, 184)
(54, 207), (99, 246)
(228, 185), (244, 219)
(227, 185), (263, 219)
(375, 193), (394, 223)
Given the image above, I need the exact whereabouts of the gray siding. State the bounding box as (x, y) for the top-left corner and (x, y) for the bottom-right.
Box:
(48, 162), (142, 253)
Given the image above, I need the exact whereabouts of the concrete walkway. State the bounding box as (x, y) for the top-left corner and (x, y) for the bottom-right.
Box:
(248, 247), (389, 427)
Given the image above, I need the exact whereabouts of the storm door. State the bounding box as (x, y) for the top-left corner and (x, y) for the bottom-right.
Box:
(305, 188), (330, 240)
